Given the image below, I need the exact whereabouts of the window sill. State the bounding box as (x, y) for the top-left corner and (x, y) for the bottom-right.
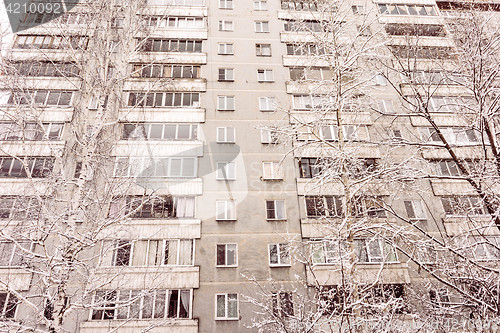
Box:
(215, 317), (239, 321)
(269, 264), (291, 268)
(257, 81), (275, 83)
(261, 177), (283, 181)
(217, 141), (236, 144)
(216, 219), (237, 222)
(217, 109), (235, 112)
(216, 265), (238, 268)
(267, 219), (287, 222)
(218, 80), (234, 82)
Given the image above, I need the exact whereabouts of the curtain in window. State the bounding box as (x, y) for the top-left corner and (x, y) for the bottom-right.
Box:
(179, 290), (190, 318)
(175, 197), (194, 218)
(132, 241), (148, 266)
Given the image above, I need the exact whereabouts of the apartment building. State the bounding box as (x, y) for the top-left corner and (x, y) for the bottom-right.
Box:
(0, 0), (499, 331)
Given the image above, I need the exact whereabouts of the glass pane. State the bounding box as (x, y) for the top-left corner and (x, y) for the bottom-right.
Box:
(216, 295), (225, 317)
(227, 294), (237, 318)
(227, 244), (236, 265)
(149, 124), (163, 139)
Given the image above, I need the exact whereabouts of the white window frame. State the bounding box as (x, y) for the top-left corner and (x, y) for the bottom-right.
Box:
(216, 243), (238, 267)
(217, 95), (235, 111)
(266, 200), (286, 220)
(216, 200), (236, 221)
(259, 97), (276, 111)
(257, 69), (274, 82)
(261, 128), (279, 144)
(268, 243), (291, 266)
(254, 21), (270, 33)
(218, 68), (234, 81)
(377, 99), (394, 113)
(404, 200), (427, 220)
(262, 162), (282, 180)
(217, 127), (236, 143)
(218, 20), (233, 31)
(113, 157), (197, 178)
(256, 43), (271, 56)
(215, 293), (239, 320)
(219, 0), (233, 9)
(218, 43), (234, 55)
(373, 73), (388, 86)
(216, 162), (236, 180)
(253, 0), (267, 10)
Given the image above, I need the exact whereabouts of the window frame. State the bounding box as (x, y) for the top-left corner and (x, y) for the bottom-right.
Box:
(254, 21), (270, 33)
(216, 127), (236, 143)
(219, 0), (234, 9)
(262, 162), (282, 180)
(217, 95), (235, 111)
(218, 43), (234, 55)
(218, 68), (234, 82)
(218, 20), (233, 31)
(258, 97), (276, 111)
(265, 200), (286, 220)
(215, 293), (239, 320)
(216, 200), (236, 221)
(257, 69), (274, 82)
(268, 243), (291, 267)
(216, 243), (238, 267)
(216, 162), (236, 180)
(255, 43), (271, 56)
(253, 0), (267, 10)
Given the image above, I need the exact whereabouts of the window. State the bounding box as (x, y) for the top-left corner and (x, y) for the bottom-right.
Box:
(0, 157), (54, 178)
(259, 97), (276, 111)
(419, 127), (479, 144)
(217, 96), (235, 110)
(14, 35), (89, 50)
(215, 293), (238, 320)
(305, 196), (342, 217)
(320, 125), (369, 141)
(218, 20), (233, 31)
(272, 292), (294, 317)
(219, 0), (233, 9)
(441, 196), (487, 216)
(218, 43), (234, 55)
(266, 200), (286, 220)
(286, 43), (326, 55)
(0, 196), (40, 220)
(138, 39), (202, 53)
(218, 68), (234, 81)
(143, 16), (204, 29)
(0, 122), (63, 141)
(217, 127), (236, 143)
(261, 128), (279, 144)
(377, 99), (394, 113)
(357, 24), (372, 36)
(113, 157), (196, 178)
(132, 64), (201, 79)
(262, 162), (282, 180)
(431, 160), (462, 176)
(429, 289), (450, 306)
(298, 158), (323, 178)
(9, 90), (73, 106)
(464, 236), (500, 261)
(284, 20), (324, 32)
(127, 92), (200, 108)
(102, 239), (194, 266)
(352, 5), (366, 14)
(352, 196), (386, 218)
(253, 0), (267, 10)
(269, 243), (291, 266)
(289, 67), (332, 81)
(257, 69), (274, 82)
(373, 74), (388, 85)
(217, 162), (236, 180)
(122, 123), (197, 141)
(255, 21), (269, 33)
(281, 1), (318, 11)
(378, 4), (438, 16)
(385, 24), (446, 37)
(389, 46), (454, 59)
(216, 244), (237, 266)
(91, 289), (191, 320)
(355, 239), (398, 263)
(256, 43), (271, 56)
(216, 200), (236, 221)
(108, 196), (195, 219)
(0, 292), (18, 319)
(8, 62), (79, 77)
(404, 200), (426, 220)
(292, 94), (333, 110)
(0, 241), (31, 267)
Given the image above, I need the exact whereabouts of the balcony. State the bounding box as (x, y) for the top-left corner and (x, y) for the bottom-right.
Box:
(80, 319), (198, 333)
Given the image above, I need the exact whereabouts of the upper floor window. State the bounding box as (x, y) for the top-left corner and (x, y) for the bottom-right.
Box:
(284, 19), (324, 32)
(216, 244), (237, 266)
(404, 71), (465, 85)
(0, 122), (63, 141)
(257, 69), (274, 82)
(217, 96), (235, 111)
(281, 1), (318, 11)
(262, 162), (282, 180)
(14, 35), (89, 50)
(8, 62), (79, 77)
(122, 123), (197, 141)
(0, 293), (19, 319)
(305, 195), (342, 217)
(256, 43), (272, 56)
(218, 68), (234, 81)
(269, 243), (291, 266)
(298, 158), (322, 178)
(215, 293), (238, 320)
(255, 21), (270, 33)
(109, 196), (195, 219)
(261, 128), (279, 144)
(378, 3), (438, 16)
(0, 196), (40, 220)
(292, 94), (332, 110)
(138, 39), (202, 52)
(390, 46), (454, 59)
(462, 236), (500, 261)
(113, 157), (196, 178)
(404, 200), (427, 221)
(430, 160), (462, 176)
(253, 0), (267, 10)
(441, 196), (487, 216)
(351, 5), (366, 14)
(101, 239), (194, 266)
(266, 200), (286, 220)
(419, 127), (479, 144)
(218, 20), (234, 31)
(289, 67), (332, 81)
(147, 0), (205, 6)
(320, 124), (369, 141)
(352, 196), (386, 218)
(216, 200), (236, 221)
(216, 162), (236, 180)
(286, 43), (325, 55)
(127, 92), (200, 108)
(311, 238), (398, 264)
(272, 292), (294, 318)
(385, 24), (446, 37)
(91, 289), (191, 320)
(219, 0), (234, 9)
(0, 157), (54, 178)
(144, 16), (205, 29)
(259, 97), (276, 111)
(9, 90), (73, 106)
(218, 43), (234, 55)
(132, 64), (200, 78)
(0, 241), (31, 267)
(217, 127), (236, 143)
